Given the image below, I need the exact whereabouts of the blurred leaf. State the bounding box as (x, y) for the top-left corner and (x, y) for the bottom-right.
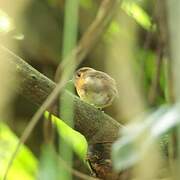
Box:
(121, 1), (155, 31)
(104, 20), (121, 42)
(136, 49), (157, 93)
(44, 112), (88, 160)
(112, 105), (180, 171)
(105, 2), (155, 42)
(144, 51), (157, 79)
(80, 0), (94, 9)
(0, 122), (38, 180)
(38, 145), (59, 180)
(108, 21), (121, 34)
(13, 33), (24, 40)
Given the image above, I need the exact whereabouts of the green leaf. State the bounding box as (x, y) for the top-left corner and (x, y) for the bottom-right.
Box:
(121, 1), (155, 31)
(44, 111), (88, 160)
(105, 2), (155, 42)
(112, 105), (180, 171)
(0, 122), (38, 180)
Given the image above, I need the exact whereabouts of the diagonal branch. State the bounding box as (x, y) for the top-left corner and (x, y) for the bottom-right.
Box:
(0, 45), (123, 143)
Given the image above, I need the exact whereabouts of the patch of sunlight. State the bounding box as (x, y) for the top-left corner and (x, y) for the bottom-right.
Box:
(0, 10), (14, 33)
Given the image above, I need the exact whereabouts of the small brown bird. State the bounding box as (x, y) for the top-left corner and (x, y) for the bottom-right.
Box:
(74, 67), (118, 108)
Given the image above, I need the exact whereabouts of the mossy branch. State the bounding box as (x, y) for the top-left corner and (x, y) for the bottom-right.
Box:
(0, 45), (123, 144)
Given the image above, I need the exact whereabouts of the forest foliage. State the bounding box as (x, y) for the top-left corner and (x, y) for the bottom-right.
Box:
(0, 0), (179, 180)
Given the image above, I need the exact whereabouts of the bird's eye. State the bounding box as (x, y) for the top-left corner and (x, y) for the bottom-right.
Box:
(76, 72), (81, 78)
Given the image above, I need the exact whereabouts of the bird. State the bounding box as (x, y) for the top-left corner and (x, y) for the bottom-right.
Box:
(74, 67), (118, 109)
